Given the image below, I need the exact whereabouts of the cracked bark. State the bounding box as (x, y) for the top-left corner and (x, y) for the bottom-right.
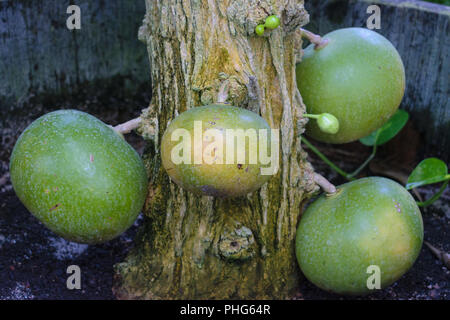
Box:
(113, 0), (318, 300)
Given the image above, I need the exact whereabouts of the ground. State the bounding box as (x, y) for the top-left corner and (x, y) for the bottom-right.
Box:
(0, 95), (448, 299)
(0, 136), (448, 300)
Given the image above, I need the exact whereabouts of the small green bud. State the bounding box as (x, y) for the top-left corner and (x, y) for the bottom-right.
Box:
(255, 24), (265, 36)
(317, 113), (340, 134)
(264, 15), (280, 30)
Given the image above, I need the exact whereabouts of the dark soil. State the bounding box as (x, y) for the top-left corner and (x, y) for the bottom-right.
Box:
(0, 189), (142, 300)
(0, 108), (448, 300)
(1, 161), (448, 300)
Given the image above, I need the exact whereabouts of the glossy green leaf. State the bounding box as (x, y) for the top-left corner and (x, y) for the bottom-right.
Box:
(359, 109), (409, 146)
(406, 158), (449, 190)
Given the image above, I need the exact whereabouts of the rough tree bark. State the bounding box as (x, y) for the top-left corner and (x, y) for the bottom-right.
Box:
(113, 0), (318, 300)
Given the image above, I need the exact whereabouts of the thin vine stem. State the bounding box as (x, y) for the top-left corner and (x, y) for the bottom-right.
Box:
(300, 136), (353, 180)
(301, 132), (448, 207)
(301, 131), (381, 181)
(417, 180), (449, 207)
(347, 130), (381, 179)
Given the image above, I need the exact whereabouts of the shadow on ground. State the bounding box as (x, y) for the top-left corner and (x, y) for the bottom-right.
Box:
(0, 178), (448, 300)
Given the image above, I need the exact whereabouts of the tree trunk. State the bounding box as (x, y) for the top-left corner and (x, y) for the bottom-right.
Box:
(113, 0), (317, 300)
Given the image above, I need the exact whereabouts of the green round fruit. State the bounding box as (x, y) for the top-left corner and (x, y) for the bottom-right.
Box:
(9, 110), (148, 244)
(255, 24), (265, 36)
(296, 177), (423, 295)
(317, 113), (339, 134)
(161, 104), (275, 197)
(264, 15), (280, 30)
(296, 28), (405, 144)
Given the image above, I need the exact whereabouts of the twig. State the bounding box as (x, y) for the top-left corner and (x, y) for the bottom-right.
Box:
(113, 117), (142, 134)
(300, 28), (329, 50)
(313, 173), (337, 195)
(424, 241), (450, 269)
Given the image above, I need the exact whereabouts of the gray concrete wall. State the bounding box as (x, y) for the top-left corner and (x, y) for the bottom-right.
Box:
(305, 0), (449, 162)
(0, 0), (148, 111)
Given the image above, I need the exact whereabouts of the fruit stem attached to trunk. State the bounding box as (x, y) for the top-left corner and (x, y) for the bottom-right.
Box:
(313, 173), (337, 194)
(114, 117), (142, 134)
(300, 28), (329, 50)
(217, 80), (230, 104)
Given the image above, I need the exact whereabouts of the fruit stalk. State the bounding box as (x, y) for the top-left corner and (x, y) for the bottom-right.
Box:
(313, 173), (337, 194)
(299, 28), (329, 50)
(113, 117), (142, 134)
(217, 80), (230, 104)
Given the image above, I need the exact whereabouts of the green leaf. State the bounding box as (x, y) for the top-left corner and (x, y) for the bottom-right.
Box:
(360, 109), (409, 146)
(406, 158), (449, 190)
